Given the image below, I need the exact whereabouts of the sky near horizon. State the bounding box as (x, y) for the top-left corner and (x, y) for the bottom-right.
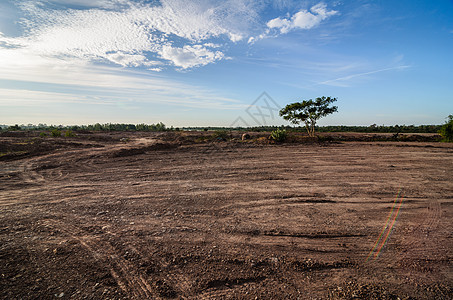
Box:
(0, 0), (452, 127)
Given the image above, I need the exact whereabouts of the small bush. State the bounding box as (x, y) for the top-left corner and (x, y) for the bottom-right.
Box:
(51, 129), (61, 137)
(316, 135), (334, 142)
(270, 129), (287, 143)
(212, 130), (229, 141)
(39, 132), (47, 137)
(64, 130), (76, 137)
(439, 115), (453, 142)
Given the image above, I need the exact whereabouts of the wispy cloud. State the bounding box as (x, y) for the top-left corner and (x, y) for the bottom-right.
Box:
(0, 0), (344, 119)
(44, 0), (132, 9)
(317, 65), (410, 87)
(0, 44), (245, 110)
(1, 1), (338, 70)
(3, 0), (262, 70)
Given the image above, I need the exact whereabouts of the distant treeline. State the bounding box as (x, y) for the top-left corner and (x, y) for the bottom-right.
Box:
(0, 123), (443, 133)
(315, 124), (442, 133)
(183, 124), (442, 133)
(0, 122), (167, 132)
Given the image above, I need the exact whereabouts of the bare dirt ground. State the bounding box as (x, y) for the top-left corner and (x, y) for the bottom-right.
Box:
(1, 131), (452, 299)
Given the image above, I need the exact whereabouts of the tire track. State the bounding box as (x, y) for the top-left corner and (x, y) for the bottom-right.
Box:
(401, 199), (442, 255)
(42, 219), (162, 299)
(14, 137), (159, 183)
(17, 160), (46, 184)
(396, 199), (445, 278)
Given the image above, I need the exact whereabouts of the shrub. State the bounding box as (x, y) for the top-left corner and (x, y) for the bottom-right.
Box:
(64, 130), (76, 137)
(270, 129), (287, 143)
(39, 132), (47, 137)
(439, 115), (453, 142)
(316, 135), (334, 142)
(51, 129), (61, 137)
(212, 130), (229, 141)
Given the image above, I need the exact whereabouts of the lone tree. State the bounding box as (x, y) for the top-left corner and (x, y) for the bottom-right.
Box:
(279, 96), (338, 137)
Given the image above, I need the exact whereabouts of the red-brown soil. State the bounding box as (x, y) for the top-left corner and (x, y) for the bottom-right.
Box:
(0, 131), (452, 299)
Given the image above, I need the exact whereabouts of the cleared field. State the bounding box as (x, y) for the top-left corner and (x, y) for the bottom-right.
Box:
(1, 132), (452, 299)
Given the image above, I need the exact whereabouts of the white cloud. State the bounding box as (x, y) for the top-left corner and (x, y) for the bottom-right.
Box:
(2, 1), (340, 69)
(159, 45), (224, 69)
(267, 3), (337, 34)
(0, 88), (114, 106)
(203, 42), (221, 48)
(46, 0), (131, 9)
(105, 52), (162, 67)
(5, 0), (258, 70)
(0, 44), (243, 110)
(0, 1), (344, 90)
(148, 67), (163, 72)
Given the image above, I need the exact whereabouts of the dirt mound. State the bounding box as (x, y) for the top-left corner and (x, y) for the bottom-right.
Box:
(110, 142), (179, 158)
(0, 137), (102, 161)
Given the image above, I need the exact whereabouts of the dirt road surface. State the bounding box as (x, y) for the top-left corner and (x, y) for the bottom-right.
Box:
(1, 132), (452, 299)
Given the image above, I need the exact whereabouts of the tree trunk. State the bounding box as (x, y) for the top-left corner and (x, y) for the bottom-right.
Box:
(309, 119), (316, 137)
(304, 121), (311, 137)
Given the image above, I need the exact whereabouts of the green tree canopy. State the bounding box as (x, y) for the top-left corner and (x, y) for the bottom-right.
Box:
(439, 114), (453, 142)
(279, 96), (338, 137)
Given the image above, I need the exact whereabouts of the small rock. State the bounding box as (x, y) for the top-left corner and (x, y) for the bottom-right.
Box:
(242, 133), (251, 140)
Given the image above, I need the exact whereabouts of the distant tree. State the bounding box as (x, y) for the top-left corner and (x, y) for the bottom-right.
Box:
(8, 124), (21, 131)
(439, 115), (453, 142)
(279, 96), (338, 137)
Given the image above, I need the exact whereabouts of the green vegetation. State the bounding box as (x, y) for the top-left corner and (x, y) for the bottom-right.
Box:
(212, 130), (229, 140)
(39, 132), (47, 137)
(0, 122), (168, 132)
(279, 97), (338, 137)
(0, 151), (28, 158)
(51, 129), (62, 137)
(269, 129), (287, 143)
(178, 125), (442, 133)
(314, 124), (442, 133)
(438, 115), (453, 142)
(64, 130), (76, 137)
(81, 122), (167, 131)
(8, 124), (21, 131)
(0, 122), (444, 134)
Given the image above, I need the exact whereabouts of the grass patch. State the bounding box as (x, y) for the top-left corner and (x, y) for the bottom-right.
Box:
(0, 151), (28, 159)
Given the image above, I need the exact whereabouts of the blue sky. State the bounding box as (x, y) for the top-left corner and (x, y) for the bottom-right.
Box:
(0, 0), (452, 127)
